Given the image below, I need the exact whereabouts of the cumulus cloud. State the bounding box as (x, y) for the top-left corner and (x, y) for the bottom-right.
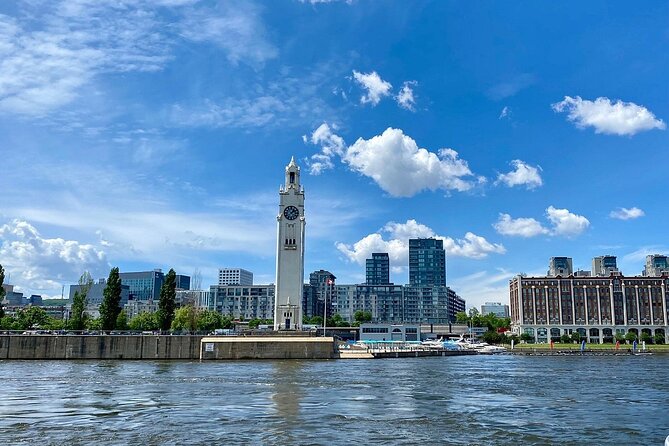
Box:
(0, 219), (109, 293)
(494, 207), (590, 238)
(495, 160), (543, 189)
(610, 207), (645, 220)
(336, 219), (505, 268)
(352, 70), (392, 106)
(343, 128), (478, 197)
(304, 122), (346, 175)
(395, 81), (417, 111)
(493, 214), (549, 238)
(552, 96), (666, 136)
(545, 206), (590, 237)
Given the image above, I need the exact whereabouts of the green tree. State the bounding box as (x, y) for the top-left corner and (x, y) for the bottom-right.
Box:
(455, 311), (469, 324)
(17, 306), (49, 329)
(654, 333), (665, 345)
(69, 271), (93, 331)
(197, 310), (223, 332)
(560, 333), (572, 344)
(624, 332), (637, 343)
(157, 269), (177, 331)
(640, 332), (652, 344)
(614, 332), (625, 343)
(571, 332), (582, 343)
(99, 267), (123, 331)
(508, 334), (520, 345)
(0, 263), (5, 319)
(172, 306), (199, 332)
(129, 312), (159, 331)
(520, 332), (533, 343)
(116, 310), (129, 330)
(0, 315), (20, 330)
(353, 310), (372, 324)
(86, 317), (102, 330)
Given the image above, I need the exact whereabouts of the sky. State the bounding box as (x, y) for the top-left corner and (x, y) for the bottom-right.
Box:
(0, 1), (667, 309)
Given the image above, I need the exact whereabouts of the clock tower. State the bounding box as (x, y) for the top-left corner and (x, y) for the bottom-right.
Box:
(274, 156), (305, 330)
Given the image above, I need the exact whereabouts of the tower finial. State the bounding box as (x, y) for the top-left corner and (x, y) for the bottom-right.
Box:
(289, 156), (296, 166)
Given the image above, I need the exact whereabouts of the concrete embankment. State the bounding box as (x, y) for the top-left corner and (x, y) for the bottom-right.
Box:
(200, 336), (336, 360)
(0, 335), (204, 360)
(0, 335), (338, 360)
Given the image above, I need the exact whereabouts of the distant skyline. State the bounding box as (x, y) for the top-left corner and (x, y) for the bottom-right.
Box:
(0, 1), (667, 309)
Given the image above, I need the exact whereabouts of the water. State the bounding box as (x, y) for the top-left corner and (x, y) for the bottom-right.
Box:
(0, 355), (667, 445)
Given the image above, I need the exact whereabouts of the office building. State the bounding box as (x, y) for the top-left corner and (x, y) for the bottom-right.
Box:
(644, 254), (669, 277)
(304, 270), (335, 320)
(218, 268), (253, 286)
(69, 280), (131, 315)
(366, 253), (390, 285)
(175, 275), (191, 291)
(409, 238), (446, 287)
(120, 270), (164, 301)
(548, 257), (573, 277)
(510, 257), (668, 344)
(592, 255), (618, 277)
(481, 302), (510, 318)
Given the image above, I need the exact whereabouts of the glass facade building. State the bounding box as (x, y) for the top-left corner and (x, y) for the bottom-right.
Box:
(409, 238), (446, 287)
(119, 270), (164, 301)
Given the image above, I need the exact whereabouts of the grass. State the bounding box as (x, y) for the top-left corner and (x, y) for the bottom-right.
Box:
(511, 342), (669, 351)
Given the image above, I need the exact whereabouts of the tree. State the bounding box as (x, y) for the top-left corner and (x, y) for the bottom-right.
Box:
(17, 306), (49, 330)
(560, 334), (572, 344)
(69, 271), (93, 331)
(354, 310), (372, 324)
(0, 263), (5, 319)
(640, 332), (652, 344)
(172, 306), (199, 332)
(157, 269), (177, 331)
(571, 332), (582, 343)
(655, 333), (665, 345)
(129, 312), (159, 331)
(99, 267), (123, 331)
(116, 310), (129, 331)
(520, 333), (533, 343)
(624, 332), (637, 343)
(455, 311), (469, 324)
(197, 310), (223, 332)
(615, 332), (625, 343)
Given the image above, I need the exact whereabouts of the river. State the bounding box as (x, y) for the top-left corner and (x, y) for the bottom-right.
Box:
(0, 355), (667, 445)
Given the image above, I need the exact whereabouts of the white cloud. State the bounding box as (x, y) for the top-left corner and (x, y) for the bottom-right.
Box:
(552, 96), (666, 136)
(178, 2), (277, 66)
(545, 206), (590, 237)
(449, 269), (516, 310)
(610, 207), (645, 220)
(499, 106), (511, 119)
(304, 122), (346, 175)
(493, 214), (549, 238)
(0, 1), (277, 116)
(395, 81), (417, 111)
(494, 207), (590, 238)
(487, 73), (535, 100)
(336, 219), (505, 268)
(343, 128), (478, 197)
(495, 160), (543, 189)
(0, 219), (109, 293)
(352, 70), (392, 106)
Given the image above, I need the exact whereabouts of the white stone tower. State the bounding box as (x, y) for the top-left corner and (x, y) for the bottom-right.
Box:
(274, 157), (305, 330)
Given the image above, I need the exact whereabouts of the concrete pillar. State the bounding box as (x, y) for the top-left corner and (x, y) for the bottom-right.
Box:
(635, 285), (641, 325)
(583, 285), (589, 326)
(622, 282), (628, 325)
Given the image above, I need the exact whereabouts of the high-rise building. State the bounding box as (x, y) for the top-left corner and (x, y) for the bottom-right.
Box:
(119, 270), (164, 301)
(481, 302), (510, 318)
(592, 255), (618, 277)
(366, 253), (390, 285)
(175, 274), (191, 290)
(548, 257), (573, 277)
(409, 238), (446, 287)
(209, 285), (275, 321)
(274, 157), (305, 330)
(304, 270), (335, 320)
(643, 254), (669, 277)
(218, 268), (253, 286)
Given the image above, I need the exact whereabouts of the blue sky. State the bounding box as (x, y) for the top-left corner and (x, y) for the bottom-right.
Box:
(0, 1), (667, 309)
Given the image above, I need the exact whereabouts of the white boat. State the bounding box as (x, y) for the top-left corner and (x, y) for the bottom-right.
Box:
(454, 335), (506, 354)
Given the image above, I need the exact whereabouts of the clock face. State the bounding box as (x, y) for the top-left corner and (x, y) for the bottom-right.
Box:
(283, 205), (299, 220)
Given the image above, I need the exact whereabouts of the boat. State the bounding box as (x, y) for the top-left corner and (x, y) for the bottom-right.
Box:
(453, 335), (506, 354)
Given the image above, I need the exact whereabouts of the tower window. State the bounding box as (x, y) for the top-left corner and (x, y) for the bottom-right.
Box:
(290, 172), (295, 184)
